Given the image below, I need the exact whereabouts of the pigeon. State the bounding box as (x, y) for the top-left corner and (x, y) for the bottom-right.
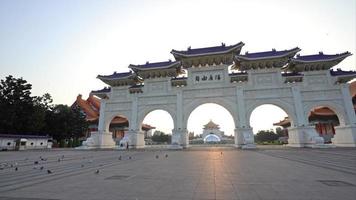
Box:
(128, 156), (132, 160)
(34, 161), (39, 165)
(81, 164), (84, 168)
(165, 154), (168, 158)
(95, 169), (100, 174)
(0, 166), (4, 170)
(40, 166), (44, 170)
(57, 158), (61, 162)
(155, 155), (159, 159)
(15, 167), (18, 171)
(47, 170), (53, 174)
(62, 155), (65, 159)
(118, 156), (122, 160)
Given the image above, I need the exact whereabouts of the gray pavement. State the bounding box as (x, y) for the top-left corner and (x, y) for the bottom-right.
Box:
(0, 147), (355, 200)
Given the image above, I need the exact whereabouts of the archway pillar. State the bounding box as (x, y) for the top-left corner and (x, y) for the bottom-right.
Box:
(234, 127), (255, 149)
(126, 130), (145, 149)
(172, 128), (189, 148)
(332, 126), (356, 147)
(287, 126), (325, 147)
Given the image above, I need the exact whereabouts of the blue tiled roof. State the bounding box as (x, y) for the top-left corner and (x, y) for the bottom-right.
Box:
(97, 71), (133, 79)
(238, 47), (300, 59)
(171, 42), (244, 56)
(171, 77), (188, 80)
(129, 60), (180, 70)
(129, 84), (144, 88)
(294, 52), (351, 62)
(330, 69), (356, 76)
(91, 87), (111, 93)
(229, 72), (248, 76)
(281, 72), (304, 77)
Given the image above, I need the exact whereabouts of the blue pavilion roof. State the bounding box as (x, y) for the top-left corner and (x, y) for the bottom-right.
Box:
(330, 69), (356, 76)
(91, 87), (111, 93)
(281, 72), (304, 77)
(171, 42), (244, 57)
(97, 71), (134, 79)
(129, 60), (180, 71)
(293, 52), (351, 62)
(236, 47), (301, 60)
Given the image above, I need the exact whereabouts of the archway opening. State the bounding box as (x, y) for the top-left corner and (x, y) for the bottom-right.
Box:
(187, 103), (235, 145)
(141, 109), (174, 145)
(107, 115), (129, 144)
(250, 104), (289, 145)
(307, 106), (340, 143)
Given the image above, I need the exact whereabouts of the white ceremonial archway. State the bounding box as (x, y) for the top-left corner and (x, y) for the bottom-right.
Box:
(84, 42), (356, 149)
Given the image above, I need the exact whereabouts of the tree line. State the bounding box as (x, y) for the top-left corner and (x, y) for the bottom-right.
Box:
(0, 75), (88, 146)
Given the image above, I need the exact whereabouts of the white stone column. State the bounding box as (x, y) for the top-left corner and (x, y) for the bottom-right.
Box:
(96, 98), (115, 148)
(331, 84), (356, 147)
(291, 86), (307, 126)
(235, 87), (255, 148)
(171, 90), (187, 148)
(127, 94), (144, 149)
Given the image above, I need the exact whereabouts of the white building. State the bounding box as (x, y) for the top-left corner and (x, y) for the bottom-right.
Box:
(0, 134), (52, 151)
(202, 120), (224, 143)
(83, 42), (356, 149)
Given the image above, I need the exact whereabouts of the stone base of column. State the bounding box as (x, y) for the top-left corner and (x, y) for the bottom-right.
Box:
(79, 131), (115, 149)
(332, 125), (356, 147)
(234, 127), (256, 149)
(172, 129), (189, 149)
(126, 130), (145, 149)
(287, 126), (329, 148)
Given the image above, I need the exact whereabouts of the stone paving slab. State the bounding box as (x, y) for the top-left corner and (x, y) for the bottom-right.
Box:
(0, 148), (355, 200)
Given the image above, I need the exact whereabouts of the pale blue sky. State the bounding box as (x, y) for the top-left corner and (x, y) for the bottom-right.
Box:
(0, 0), (355, 134)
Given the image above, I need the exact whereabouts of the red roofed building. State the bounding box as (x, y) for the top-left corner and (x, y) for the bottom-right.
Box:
(72, 94), (155, 142)
(274, 81), (356, 143)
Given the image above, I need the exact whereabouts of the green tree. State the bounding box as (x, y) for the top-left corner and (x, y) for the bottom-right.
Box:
(254, 130), (279, 143)
(0, 75), (47, 134)
(151, 130), (171, 143)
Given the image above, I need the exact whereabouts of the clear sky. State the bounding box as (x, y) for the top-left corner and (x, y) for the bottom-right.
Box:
(0, 0), (355, 135)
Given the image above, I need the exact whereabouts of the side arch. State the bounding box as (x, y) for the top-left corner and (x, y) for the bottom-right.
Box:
(303, 101), (346, 126)
(137, 104), (177, 131)
(104, 111), (131, 132)
(183, 97), (238, 129)
(245, 99), (298, 127)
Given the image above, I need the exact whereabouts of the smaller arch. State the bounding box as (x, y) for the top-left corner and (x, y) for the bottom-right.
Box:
(246, 99), (297, 128)
(104, 111), (131, 132)
(304, 102), (346, 126)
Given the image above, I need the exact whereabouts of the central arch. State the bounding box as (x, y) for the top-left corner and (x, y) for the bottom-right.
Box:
(183, 97), (238, 129)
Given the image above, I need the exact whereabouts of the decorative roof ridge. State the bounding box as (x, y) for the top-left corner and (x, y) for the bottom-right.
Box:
(128, 60), (180, 71)
(91, 87), (111, 93)
(229, 72), (248, 76)
(171, 42), (244, 57)
(281, 72), (304, 77)
(97, 71), (134, 80)
(292, 51), (352, 62)
(330, 69), (356, 76)
(236, 47), (301, 60)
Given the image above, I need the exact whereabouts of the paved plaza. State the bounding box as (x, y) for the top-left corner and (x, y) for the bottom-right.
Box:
(0, 147), (355, 200)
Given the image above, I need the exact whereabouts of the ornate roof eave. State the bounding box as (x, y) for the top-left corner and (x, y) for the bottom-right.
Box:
(97, 72), (137, 86)
(330, 70), (356, 84)
(284, 52), (352, 72)
(171, 42), (245, 58)
(235, 47), (301, 61)
(128, 61), (181, 72)
(90, 87), (111, 99)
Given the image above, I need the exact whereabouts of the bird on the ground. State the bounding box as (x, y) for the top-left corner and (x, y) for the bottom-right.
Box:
(57, 158), (61, 162)
(40, 166), (44, 170)
(34, 161), (39, 165)
(95, 169), (99, 174)
(118, 156), (121, 160)
(155, 155), (159, 159)
(62, 155), (65, 159)
(129, 156), (132, 160)
(165, 154), (168, 158)
(47, 170), (52, 174)
(15, 167), (18, 171)
(81, 164), (84, 168)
